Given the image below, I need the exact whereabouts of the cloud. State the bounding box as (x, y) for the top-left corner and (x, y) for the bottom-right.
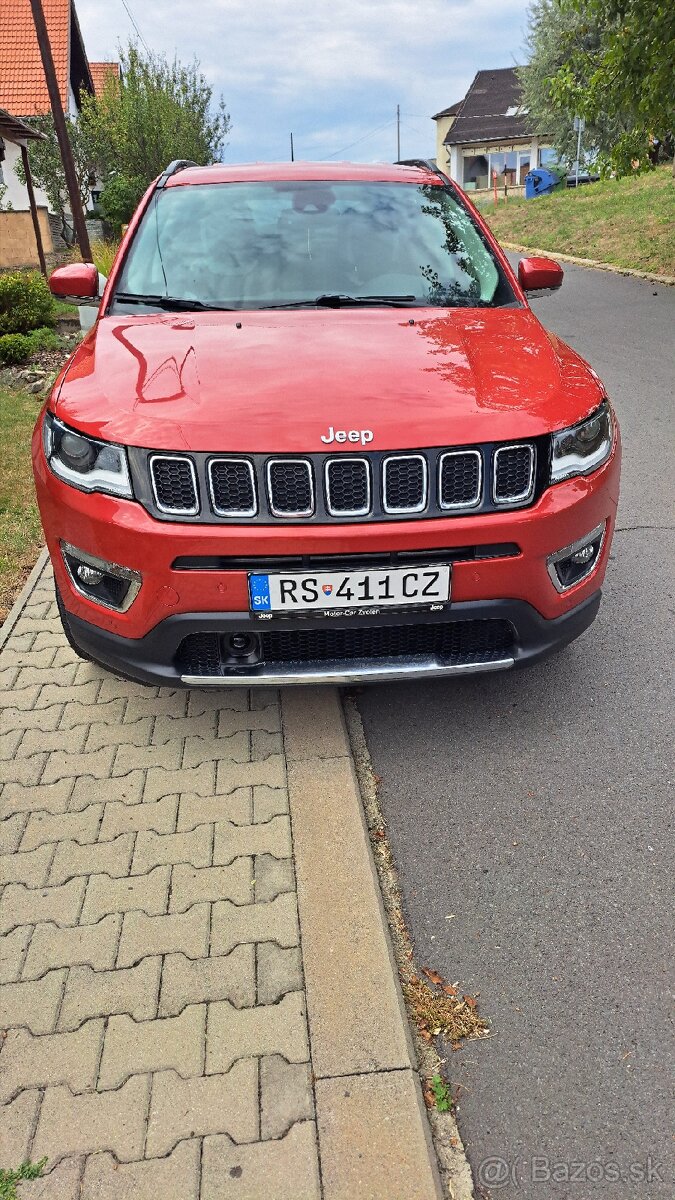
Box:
(76, 0), (529, 161)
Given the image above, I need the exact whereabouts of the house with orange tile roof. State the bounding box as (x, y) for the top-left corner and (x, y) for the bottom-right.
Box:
(0, 1), (117, 216)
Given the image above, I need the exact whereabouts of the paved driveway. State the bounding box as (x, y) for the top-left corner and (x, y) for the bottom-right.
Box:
(356, 265), (675, 1198)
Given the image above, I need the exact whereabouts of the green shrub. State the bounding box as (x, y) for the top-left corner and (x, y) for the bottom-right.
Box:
(0, 333), (32, 365)
(0, 271), (55, 335)
(99, 175), (146, 233)
(27, 326), (61, 353)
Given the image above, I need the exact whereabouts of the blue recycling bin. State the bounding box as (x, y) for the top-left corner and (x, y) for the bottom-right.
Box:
(525, 166), (565, 198)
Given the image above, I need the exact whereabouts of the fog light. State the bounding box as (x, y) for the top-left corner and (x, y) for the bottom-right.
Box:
(61, 542), (142, 612)
(77, 564), (104, 585)
(547, 522), (606, 593)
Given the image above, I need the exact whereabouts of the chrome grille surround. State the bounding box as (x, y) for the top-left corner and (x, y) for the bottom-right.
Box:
(266, 458), (315, 518)
(438, 449), (482, 510)
(325, 457), (371, 517)
(207, 457), (257, 517)
(492, 444), (536, 506)
(382, 453), (428, 514)
(149, 454), (199, 516)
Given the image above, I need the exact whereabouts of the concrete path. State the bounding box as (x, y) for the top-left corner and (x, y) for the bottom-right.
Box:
(0, 559), (440, 1199)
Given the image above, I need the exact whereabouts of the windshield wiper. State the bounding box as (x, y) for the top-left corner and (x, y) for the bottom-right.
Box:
(114, 293), (235, 312)
(260, 294), (417, 310)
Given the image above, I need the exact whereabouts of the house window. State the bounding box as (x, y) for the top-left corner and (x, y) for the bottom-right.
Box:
(517, 152), (530, 185)
(462, 154), (488, 190)
(488, 151), (518, 187)
(538, 147), (558, 168)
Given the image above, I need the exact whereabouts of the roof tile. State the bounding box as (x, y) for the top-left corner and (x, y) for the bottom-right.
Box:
(0, 0), (71, 115)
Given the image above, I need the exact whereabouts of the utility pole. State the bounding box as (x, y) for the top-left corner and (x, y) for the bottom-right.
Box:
(290, 132), (294, 162)
(573, 115), (585, 188)
(396, 104), (401, 160)
(29, 0), (91, 260)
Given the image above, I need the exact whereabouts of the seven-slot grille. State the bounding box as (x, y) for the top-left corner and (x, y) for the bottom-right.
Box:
(493, 445), (535, 504)
(141, 443), (539, 522)
(149, 455), (199, 515)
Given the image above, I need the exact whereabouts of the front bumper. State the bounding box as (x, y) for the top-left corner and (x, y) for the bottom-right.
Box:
(62, 592), (601, 686)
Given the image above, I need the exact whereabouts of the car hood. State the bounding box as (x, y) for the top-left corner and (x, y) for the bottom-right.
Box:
(55, 306), (605, 452)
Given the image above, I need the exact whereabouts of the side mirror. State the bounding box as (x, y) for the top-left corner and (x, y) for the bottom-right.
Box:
(518, 256), (564, 293)
(48, 262), (99, 304)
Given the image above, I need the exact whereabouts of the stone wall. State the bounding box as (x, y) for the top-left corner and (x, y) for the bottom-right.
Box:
(0, 207), (53, 269)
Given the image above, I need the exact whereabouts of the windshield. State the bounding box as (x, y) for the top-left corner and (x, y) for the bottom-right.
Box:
(112, 180), (515, 311)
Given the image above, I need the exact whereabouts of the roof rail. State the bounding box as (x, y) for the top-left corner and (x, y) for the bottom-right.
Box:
(156, 159), (199, 189)
(396, 158), (452, 186)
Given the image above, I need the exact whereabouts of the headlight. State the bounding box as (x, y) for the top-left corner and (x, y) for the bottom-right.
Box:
(43, 413), (132, 499)
(550, 400), (613, 483)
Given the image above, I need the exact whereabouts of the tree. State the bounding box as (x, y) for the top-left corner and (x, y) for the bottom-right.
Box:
(546, 0), (675, 174)
(16, 111), (94, 241)
(519, 0), (629, 168)
(81, 44), (230, 225)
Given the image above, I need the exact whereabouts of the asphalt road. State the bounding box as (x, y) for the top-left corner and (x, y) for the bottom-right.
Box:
(356, 262), (675, 1199)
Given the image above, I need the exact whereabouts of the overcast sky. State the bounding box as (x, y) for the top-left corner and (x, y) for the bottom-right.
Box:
(76, 0), (531, 164)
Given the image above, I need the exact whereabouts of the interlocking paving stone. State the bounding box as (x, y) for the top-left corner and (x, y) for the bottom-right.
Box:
(0, 777), (73, 818)
(41, 746), (115, 785)
(112, 739), (183, 775)
(169, 860), (253, 912)
(152, 710), (218, 743)
(0, 813), (27, 854)
(17, 724), (87, 758)
(257, 942), (305, 1005)
(98, 794), (177, 840)
(81, 1140), (201, 1200)
(0, 843), (52, 886)
(159, 948), (256, 1015)
(218, 706), (281, 735)
(255, 852), (296, 902)
(0, 1019), (105, 1103)
(59, 696), (125, 729)
(80, 864), (170, 923)
(182, 731), (250, 768)
(211, 892), (299, 956)
(98, 1005), (206, 1089)
(206, 993), (309, 1074)
(253, 784), (289, 821)
(0, 968), (66, 1033)
(0, 927), (31, 983)
(0, 1090), (41, 1165)
(23, 913), (122, 979)
(131, 824), (212, 873)
(213, 815), (291, 865)
(58, 956), (161, 1030)
(49, 832), (135, 884)
(146, 1062), (258, 1156)
(142, 762), (217, 803)
(3, 703), (62, 734)
(260, 1054), (315, 1139)
(0, 752), (46, 787)
(176, 788), (251, 831)
(201, 1123), (321, 1200)
(0, 877), (86, 934)
(70, 770), (145, 811)
(252, 729), (284, 759)
(117, 903), (210, 967)
(16, 1157), (83, 1200)
(86, 715), (153, 751)
(215, 756), (286, 792)
(21, 804), (101, 851)
(32, 1075), (150, 1163)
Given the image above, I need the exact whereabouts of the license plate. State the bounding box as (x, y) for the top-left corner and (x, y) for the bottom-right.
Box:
(248, 564), (450, 615)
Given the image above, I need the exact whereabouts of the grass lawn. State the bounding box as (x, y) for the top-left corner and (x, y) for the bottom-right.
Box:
(483, 166), (675, 276)
(0, 386), (44, 622)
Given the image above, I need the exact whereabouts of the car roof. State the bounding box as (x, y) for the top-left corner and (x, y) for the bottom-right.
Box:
(165, 160), (443, 187)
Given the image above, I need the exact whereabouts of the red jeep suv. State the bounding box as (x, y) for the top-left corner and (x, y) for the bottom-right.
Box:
(34, 159), (621, 686)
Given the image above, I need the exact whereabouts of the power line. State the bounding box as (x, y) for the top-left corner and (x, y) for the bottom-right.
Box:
(325, 118), (397, 160)
(120, 0), (150, 54)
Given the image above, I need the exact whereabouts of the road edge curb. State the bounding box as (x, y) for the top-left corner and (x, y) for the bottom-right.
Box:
(0, 547), (49, 652)
(281, 686), (444, 1199)
(501, 242), (675, 285)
